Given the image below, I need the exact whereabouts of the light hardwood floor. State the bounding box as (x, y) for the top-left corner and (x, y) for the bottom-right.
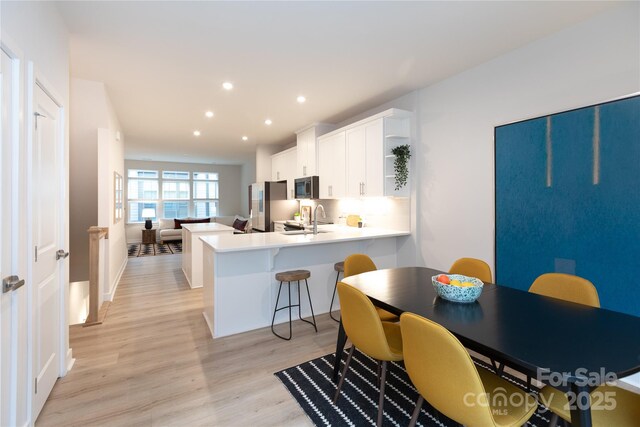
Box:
(37, 254), (340, 426)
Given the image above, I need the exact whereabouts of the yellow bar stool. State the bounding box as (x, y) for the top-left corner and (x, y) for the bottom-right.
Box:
(328, 261), (344, 322)
(270, 269), (317, 340)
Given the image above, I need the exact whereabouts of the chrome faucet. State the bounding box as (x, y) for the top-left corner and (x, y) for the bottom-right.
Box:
(313, 204), (326, 235)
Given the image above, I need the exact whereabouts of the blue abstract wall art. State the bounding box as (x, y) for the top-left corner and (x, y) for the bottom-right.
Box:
(495, 95), (640, 317)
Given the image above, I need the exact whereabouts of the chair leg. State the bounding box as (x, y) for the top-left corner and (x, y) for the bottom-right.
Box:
(408, 395), (424, 427)
(376, 360), (382, 387)
(548, 412), (559, 426)
(301, 278), (317, 332)
(334, 346), (355, 404)
(329, 271), (341, 322)
(271, 281), (292, 341)
(377, 360), (388, 427)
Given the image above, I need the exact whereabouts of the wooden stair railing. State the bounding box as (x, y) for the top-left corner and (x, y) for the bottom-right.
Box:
(84, 226), (109, 326)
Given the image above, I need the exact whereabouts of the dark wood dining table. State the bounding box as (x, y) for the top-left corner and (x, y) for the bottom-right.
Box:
(333, 267), (640, 427)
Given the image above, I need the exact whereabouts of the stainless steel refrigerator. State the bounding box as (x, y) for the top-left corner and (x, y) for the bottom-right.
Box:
(250, 181), (294, 232)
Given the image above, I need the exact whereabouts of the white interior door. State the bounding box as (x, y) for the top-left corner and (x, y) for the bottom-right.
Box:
(31, 83), (63, 419)
(0, 45), (28, 426)
(1, 44), (18, 427)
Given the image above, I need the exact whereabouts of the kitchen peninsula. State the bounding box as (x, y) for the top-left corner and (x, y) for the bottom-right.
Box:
(200, 226), (410, 338)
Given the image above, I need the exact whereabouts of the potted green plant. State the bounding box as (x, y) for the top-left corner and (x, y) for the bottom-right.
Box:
(391, 144), (411, 190)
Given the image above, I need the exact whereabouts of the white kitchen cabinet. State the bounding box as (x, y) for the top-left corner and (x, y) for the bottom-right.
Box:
(271, 146), (297, 199)
(271, 152), (283, 181)
(296, 123), (336, 178)
(318, 131), (346, 199)
(318, 109), (411, 199)
(345, 118), (384, 198)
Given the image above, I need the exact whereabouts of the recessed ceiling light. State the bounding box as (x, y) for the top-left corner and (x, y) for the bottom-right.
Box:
(242, 136), (248, 141)
(297, 96), (306, 103)
(193, 130), (201, 136)
(264, 119), (272, 126)
(205, 111), (214, 118)
(222, 82), (233, 90)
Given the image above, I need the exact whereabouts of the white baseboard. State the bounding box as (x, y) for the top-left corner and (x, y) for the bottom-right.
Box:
(202, 312), (214, 338)
(104, 256), (127, 302)
(65, 348), (75, 373)
(183, 268), (201, 289)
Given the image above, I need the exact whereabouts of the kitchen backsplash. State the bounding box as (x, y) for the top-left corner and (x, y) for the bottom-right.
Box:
(297, 197), (411, 232)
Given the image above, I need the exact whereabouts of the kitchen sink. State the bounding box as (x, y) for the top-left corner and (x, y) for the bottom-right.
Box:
(280, 230), (331, 235)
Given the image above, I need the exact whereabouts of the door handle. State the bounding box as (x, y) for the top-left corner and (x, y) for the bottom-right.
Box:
(3, 275), (25, 293)
(56, 249), (70, 260)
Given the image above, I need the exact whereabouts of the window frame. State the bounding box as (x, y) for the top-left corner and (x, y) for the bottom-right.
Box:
(126, 168), (220, 223)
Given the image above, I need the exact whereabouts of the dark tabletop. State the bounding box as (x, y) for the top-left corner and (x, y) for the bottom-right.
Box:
(341, 267), (640, 382)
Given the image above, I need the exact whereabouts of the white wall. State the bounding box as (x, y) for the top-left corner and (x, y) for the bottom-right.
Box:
(415, 3), (640, 272)
(69, 79), (101, 282)
(255, 144), (281, 182)
(69, 79), (127, 305)
(240, 156), (256, 216)
(1, 2), (70, 425)
(98, 103), (126, 302)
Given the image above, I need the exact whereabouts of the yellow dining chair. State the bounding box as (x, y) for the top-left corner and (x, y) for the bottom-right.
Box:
(500, 273), (600, 388)
(449, 257), (493, 283)
(344, 254), (398, 322)
(529, 272), (608, 425)
(539, 384), (640, 426)
(334, 282), (403, 427)
(529, 273), (600, 308)
(400, 312), (537, 427)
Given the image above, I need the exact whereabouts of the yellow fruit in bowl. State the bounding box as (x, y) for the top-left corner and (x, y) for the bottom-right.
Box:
(450, 279), (461, 286)
(460, 282), (474, 287)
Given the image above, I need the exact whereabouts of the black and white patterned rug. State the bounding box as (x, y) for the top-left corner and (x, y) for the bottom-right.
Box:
(275, 348), (558, 427)
(127, 242), (182, 257)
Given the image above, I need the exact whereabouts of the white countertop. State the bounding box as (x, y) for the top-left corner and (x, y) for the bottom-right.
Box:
(200, 226), (410, 253)
(182, 222), (235, 233)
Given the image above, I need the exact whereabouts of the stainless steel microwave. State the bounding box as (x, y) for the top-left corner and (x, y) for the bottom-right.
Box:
(294, 176), (319, 199)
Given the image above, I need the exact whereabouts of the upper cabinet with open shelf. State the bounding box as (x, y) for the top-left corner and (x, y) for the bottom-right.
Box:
(317, 108), (412, 199)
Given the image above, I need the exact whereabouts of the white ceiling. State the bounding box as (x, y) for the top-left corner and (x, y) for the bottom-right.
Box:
(56, 1), (617, 165)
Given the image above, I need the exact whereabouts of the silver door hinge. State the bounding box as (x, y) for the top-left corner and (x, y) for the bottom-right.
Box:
(35, 377), (38, 394)
(35, 246), (38, 262)
(34, 112), (47, 130)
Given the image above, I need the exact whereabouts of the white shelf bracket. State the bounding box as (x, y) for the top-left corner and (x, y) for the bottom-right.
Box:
(268, 248), (280, 271)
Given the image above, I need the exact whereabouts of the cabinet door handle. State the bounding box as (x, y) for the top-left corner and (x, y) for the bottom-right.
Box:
(277, 171), (280, 180)
(303, 165), (307, 176)
(362, 182), (365, 196)
(56, 249), (70, 260)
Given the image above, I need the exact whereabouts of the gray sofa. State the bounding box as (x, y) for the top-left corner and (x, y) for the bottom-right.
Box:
(157, 215), (250, 243)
